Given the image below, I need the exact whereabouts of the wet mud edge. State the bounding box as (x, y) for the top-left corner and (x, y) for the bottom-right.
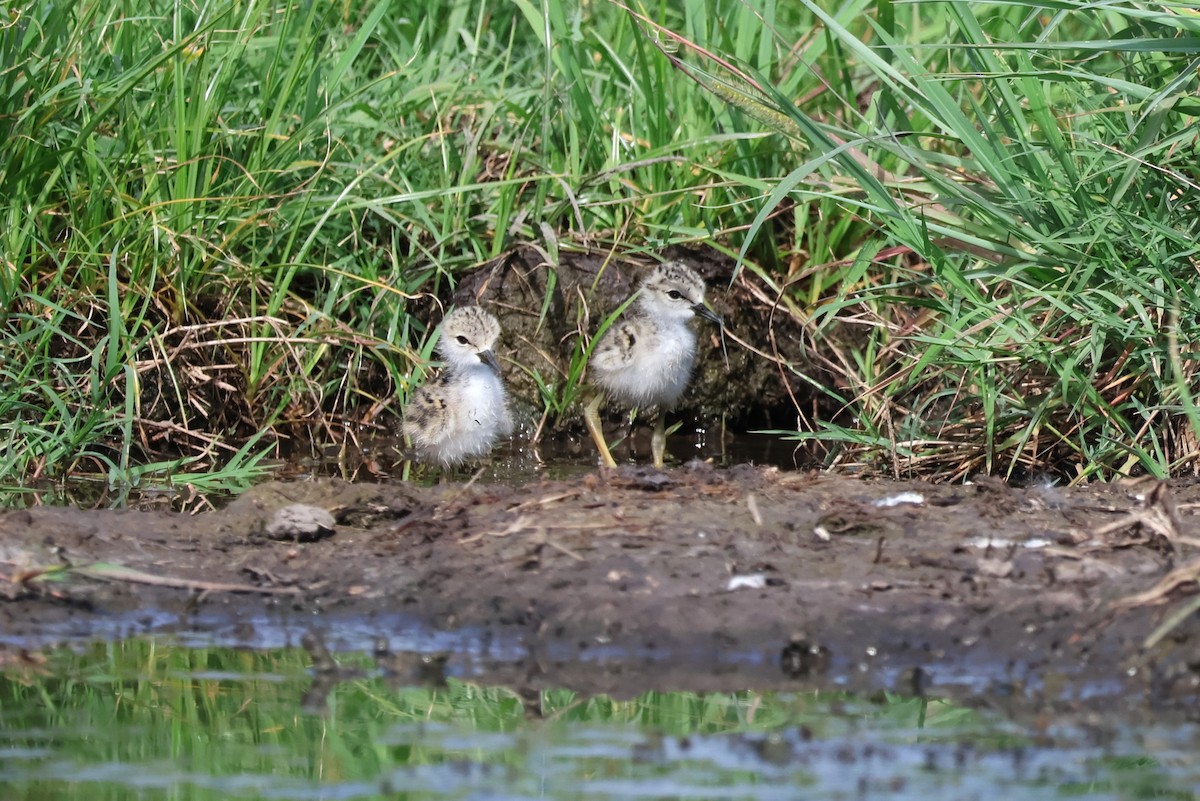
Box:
(2, 467), (1199, 719)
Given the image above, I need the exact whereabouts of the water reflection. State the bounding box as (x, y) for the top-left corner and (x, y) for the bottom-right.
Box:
(0, 641), (1195, 800)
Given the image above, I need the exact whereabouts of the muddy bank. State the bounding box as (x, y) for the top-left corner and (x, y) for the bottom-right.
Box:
(1, 468), (1199, 718)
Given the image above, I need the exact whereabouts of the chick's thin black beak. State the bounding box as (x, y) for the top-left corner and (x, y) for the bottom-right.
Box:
(479, 349), (502, 374)
(694, 304), (723, 326)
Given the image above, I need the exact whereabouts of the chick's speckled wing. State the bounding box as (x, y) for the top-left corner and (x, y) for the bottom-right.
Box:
(401, 372), (455, 444)
(590, 319), (647, 374)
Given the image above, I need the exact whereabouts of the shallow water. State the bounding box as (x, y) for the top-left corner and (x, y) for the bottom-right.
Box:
(301, 429), (815, 486)
(1, 638), (1196, 800)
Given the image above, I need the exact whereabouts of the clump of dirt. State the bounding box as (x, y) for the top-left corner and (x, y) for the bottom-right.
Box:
(2, 469), (1199, 718)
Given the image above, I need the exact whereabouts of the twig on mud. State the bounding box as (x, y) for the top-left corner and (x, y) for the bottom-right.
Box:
(1090, 480), (1185, 551)
(1142, 592), (1200, 649)
(1110, 559), (1200, 611)
(542, 538), (585, 562)
(508, 489), (583, 513)
(461, 514), (535, 542)
(746, 494), (763, 526)
(462, 514), (612, 543)
(0, 569), (68, 602)
(1108, 481), (1200, 622)
(431, 467), (487, 521)
(459, 514), (590, 562)
(74, 563), (302, 595)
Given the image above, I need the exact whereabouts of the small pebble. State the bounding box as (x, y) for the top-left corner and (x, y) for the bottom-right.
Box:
(265, 504), (336, 542)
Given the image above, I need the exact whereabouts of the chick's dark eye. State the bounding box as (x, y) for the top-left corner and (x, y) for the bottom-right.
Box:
(667, 290), (683, 300)
(456, 335), (470, 345)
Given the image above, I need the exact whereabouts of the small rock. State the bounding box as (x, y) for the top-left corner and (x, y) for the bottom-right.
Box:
(977, 558), (1014, 578)
(726, 574), (768, 591)
(1050, 557), (1126, 583)
(873, 492), (925, 508)
(615, 466), (676, 491)
(265, 504), (337, 542)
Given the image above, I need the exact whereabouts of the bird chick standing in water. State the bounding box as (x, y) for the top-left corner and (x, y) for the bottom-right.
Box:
(402, 306), (512, 467)
(583, 262), (722, 468)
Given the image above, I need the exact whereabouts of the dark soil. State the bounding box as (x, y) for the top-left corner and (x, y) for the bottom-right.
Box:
(2, 468), (1200, 719)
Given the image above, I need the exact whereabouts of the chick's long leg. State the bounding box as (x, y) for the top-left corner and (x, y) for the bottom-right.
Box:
(583, 389), (618, 469)
(651, 412), (666, 469)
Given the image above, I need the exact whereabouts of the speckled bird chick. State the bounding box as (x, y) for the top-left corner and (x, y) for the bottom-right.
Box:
(584, 261), (722, 468)
(402, 306), (512, 467)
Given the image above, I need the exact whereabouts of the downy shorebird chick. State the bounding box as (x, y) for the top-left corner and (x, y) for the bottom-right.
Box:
(402, 306), (512, 467)
(583, 261), (722, 468)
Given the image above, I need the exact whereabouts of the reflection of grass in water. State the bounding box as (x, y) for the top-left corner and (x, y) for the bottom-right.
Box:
(6, 643), (330, 783)
(0, 641), (1190, 800)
